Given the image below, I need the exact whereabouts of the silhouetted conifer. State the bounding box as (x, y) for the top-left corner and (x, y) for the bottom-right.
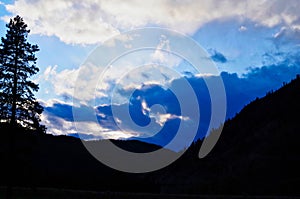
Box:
(0, 15), (45, 132)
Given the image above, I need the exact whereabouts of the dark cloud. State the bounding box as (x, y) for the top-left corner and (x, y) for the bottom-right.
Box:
(45, 103), (96, 122)
(209, 49), (228, 63)
(44, 103), (74, 121)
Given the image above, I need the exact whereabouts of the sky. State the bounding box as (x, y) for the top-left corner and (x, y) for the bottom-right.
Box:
(0, 0), (300, 149)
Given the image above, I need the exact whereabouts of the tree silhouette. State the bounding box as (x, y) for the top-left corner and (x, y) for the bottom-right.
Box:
(0, 15), (45, 132)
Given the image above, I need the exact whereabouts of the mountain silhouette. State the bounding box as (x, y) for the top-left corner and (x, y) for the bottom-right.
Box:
(0, 75), (300, 197)
(158, 75), (300, 195)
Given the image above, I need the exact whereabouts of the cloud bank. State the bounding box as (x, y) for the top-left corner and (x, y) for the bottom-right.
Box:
(41, 53), (300, 148)
(3, 0), (300, 44)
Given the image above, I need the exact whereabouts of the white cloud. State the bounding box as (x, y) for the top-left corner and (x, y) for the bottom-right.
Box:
(3, 0), (120, 44)
(239, 26), (247, 32)
(195, 73), (215, 78)
(151, 35), (171, 63)
(40, 63), (169, 107)
(42, 109), (136, 139)
(39, 65), (79, 99)
(103, 33), (134, 48)
(41, 112), (76, 136)
(141, 99), (150, 115)
(150, 113), (189, 127)
(39, 64), (111, 104)
(151, 35), (182, 67)
(100, 130), (137, 139)
(39, 98), (74, 108)
(3, 0), (300, 45)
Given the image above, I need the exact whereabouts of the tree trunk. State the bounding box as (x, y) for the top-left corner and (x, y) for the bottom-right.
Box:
(10, 50), (18, 126)
(7, 44), (19, 199)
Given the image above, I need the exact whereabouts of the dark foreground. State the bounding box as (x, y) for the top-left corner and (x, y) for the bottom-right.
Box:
(0, 187), (298, 199)
(0, 77), (300, 197)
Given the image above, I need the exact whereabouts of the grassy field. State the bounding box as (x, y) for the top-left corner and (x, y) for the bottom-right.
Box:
(0, 187), (297, 199)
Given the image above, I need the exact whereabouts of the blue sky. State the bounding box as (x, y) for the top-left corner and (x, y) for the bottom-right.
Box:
(0, 0), (300, 149)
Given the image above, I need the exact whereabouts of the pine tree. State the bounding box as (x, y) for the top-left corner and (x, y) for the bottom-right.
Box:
(0, 15), (45, 132)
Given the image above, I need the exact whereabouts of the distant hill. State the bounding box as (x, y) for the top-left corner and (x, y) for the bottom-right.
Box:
(0, 75), (300, 196)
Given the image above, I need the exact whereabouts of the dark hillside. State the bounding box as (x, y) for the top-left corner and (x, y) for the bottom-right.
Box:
(0, 76), (300, 196)
(0, 126), (166, 193)
(160, 75), (300, 195)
